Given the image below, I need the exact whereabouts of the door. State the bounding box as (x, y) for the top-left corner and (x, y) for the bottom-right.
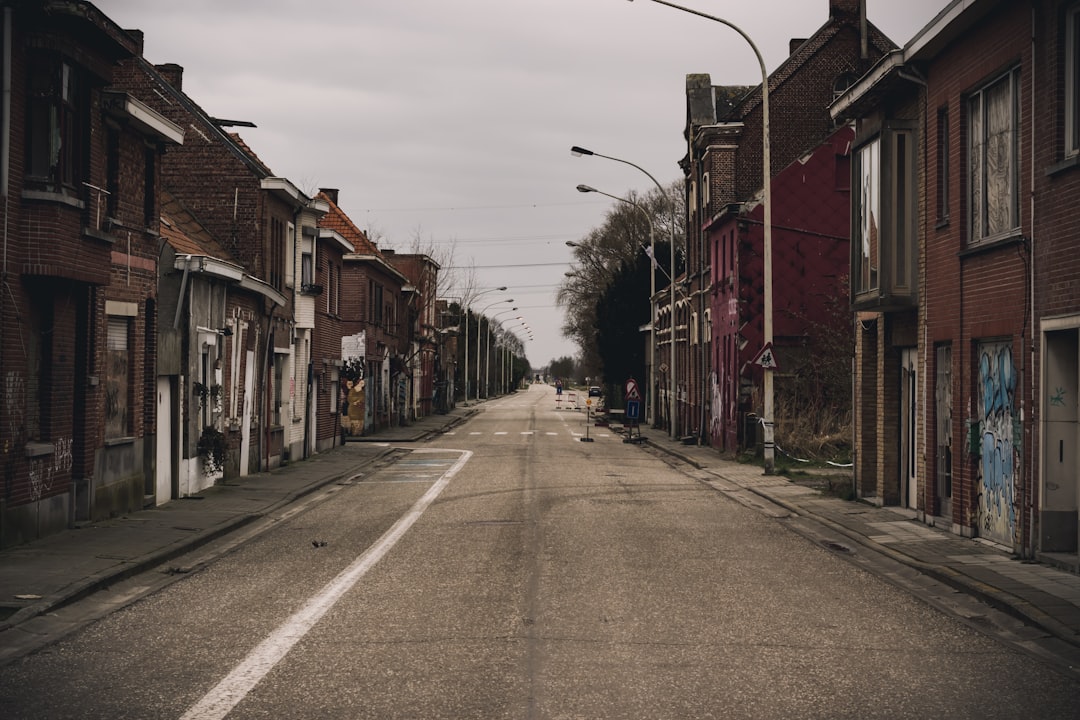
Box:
(900, 348), (918, 509)
(1042, 328), (1078, 552)
(155, 377), (173, 504)
(977, 341), (1017, 547)
(935, 345), (953, 519)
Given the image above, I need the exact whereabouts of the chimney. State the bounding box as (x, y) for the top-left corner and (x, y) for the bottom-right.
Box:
(320, 188), (339, 205)
(155, 63), (183, 91)
(830, 0), (867, 59)
(125, 29), (144, 56)
(829, 0), (862, 17)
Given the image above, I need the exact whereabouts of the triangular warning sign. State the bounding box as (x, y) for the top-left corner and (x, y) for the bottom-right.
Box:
(751, 342), (779, 370)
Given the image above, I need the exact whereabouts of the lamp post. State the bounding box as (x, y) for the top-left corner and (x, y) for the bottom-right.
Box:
(476, 298), (514, 400)
(626, 0), (774, 471)
(571, 145), (679, 439)
(577, 183), (657, 426)
(488, 309), (522, 397)
(463, 287), (507, 405)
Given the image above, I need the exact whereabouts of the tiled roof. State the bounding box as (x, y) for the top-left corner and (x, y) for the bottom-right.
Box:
(159, 189), (235, 261)
(316, 191), (381, 256)
(228, 132), (273, 175)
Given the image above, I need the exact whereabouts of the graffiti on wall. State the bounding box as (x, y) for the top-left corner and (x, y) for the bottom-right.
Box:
(5, 371), (25, 448)
(28, 437), (73, 502)
(977, 342), (1017, 545)
(709, 372), (722, 445)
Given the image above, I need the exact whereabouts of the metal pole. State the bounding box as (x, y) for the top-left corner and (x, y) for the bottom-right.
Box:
(631, 0), (773, 471)
(575, 184), (656, 426)
(571, 147), (677, 438)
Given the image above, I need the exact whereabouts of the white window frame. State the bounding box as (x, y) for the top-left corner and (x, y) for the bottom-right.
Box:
(1066, 4), (1080, 157)
(285, 222), (296, 288)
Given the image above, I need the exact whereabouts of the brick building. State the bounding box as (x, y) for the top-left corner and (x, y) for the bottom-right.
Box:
(386, 251), (441, 420)
(113, 54), (310, 475)
(707, 127), (855, 452)
(317, 190), (408, 435)
(831, 0), (1080, 562)
(0, 3), (182, 546)
(675, 0), (894, 447)
(306, 200), (352, 454)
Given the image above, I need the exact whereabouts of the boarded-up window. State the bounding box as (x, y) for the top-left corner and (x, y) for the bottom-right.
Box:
(105, 316), (130, 438)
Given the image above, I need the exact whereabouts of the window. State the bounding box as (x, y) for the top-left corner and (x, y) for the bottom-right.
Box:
(330, 367), (340, 414)
(28, 55), (86, 190)
(272, 351), (286, 426)
(936, 107), (950, 223)
(854, 138), (880, 295)
(1067, 4), (1080, 157)
(851, 125), (916, 307)
(301, 241), (314, 286)
(286, 222), (296, 288)
(143, 147), (156, 228)
(326, 262), (339, 316)
(269, 217), (285, 291)
(105, 125), (120, 218)
(105, 316), (131, 439)
(968, 68), (1020, 244)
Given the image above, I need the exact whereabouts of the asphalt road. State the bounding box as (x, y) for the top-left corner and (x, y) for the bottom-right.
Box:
(2, 385), (1080, 719)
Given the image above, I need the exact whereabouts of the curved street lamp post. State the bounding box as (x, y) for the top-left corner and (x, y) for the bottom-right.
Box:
(571, 145), (679, 439)
(464, 287), (508, 405)
(626, 0), (774, 470)
(476, 299), (514, 400)
(575, 184), (658, 426)
(487, 309), (523, 397)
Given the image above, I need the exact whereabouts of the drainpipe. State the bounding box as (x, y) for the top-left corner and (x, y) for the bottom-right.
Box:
(1026, 7), (1037, 560)
(1, 7), (10, 404)
(173, 256), (193, 329)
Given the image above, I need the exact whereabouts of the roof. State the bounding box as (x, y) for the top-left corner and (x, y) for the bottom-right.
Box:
(716, 10), (896, 123)
(159, 190), (233, 260)
(316, 191), (381, 255)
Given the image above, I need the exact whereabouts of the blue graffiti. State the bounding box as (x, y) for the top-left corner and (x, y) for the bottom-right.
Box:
(978, 343), (1016, 543)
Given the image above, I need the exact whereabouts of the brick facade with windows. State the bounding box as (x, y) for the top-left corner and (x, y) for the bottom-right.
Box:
(835, 0), (1056, 555)
(678, 0), (894, 446)
(0, 4), (181, 547)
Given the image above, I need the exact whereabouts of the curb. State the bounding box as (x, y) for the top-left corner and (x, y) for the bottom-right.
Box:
(0, 444), (399, 633)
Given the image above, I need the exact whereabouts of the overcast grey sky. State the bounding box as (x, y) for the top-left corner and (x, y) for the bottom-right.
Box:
(100, 0), (947, 369)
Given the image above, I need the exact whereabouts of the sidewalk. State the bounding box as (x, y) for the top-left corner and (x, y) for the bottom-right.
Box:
(0, 405), (476, 639)
(5, 399), (1080, 664)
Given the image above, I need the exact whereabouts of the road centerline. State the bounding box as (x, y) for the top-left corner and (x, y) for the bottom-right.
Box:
(179, 448), (472, 720)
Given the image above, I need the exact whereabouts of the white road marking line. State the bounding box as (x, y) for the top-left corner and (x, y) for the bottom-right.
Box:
(546, 432), (558, 436)
(520, 431), (534, 435)
(180, 449), (473, 720)
(494, 431), (508, 435)
(469, 431), (482, 435)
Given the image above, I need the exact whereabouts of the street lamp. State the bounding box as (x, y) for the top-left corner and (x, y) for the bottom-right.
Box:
(626, 0), (774, 470)
(477, 298), (513, 400)
(571, 144), (679, 439)
(464, 286), (507, 405)
(488, 309), (522, 397)
(577, 183), (657, 426)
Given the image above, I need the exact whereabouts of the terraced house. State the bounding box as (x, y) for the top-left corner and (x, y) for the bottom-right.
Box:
(0, 2), (182, 545)
(833, 0), (1080, 567)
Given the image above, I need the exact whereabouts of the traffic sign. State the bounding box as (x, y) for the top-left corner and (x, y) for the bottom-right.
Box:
(626, 399), (642, 422)
(751, 342), (780, 370)
(625, 377), (641, 401)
